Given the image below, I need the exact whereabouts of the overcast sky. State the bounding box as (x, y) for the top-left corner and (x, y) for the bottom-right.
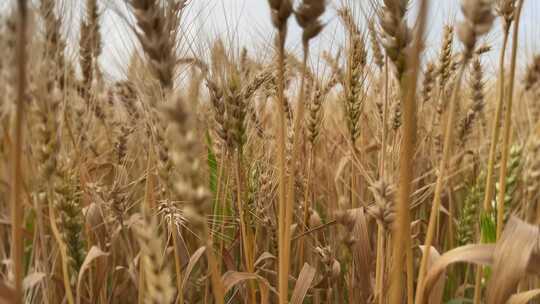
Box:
(2, 0), (539, 80)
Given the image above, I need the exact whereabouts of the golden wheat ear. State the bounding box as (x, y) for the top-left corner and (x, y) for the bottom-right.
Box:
(457, 57), (485, 148)
(268, 0), (293, 31)
(524, 55), (540, 91)
(457, 0), (496, 59)
(437, 25), (454, 89)
(295, 0), (326, 47)
(129, 0), (182, 91)
(79, 0), (102, 91)
(379, 0), (411, 78)
(134, 217), (175, 304)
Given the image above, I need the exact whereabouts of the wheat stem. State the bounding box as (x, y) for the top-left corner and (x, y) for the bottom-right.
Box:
(473, 266), (483, 304)
(11, 1), (27, 302)
(482, 22), (511, 213)
(375, 56), (390, 304)
(379, 56), (390, 181)
(285, 43), (309, 272)
(202, 226), (225, 304)
(233, 150), (257, 302)
(213, 150), (227, 271)
(276, 30), (289, 304)
(470, 4), (512, 302)
(416, 62), (467, 304)
(388, 0), (430, 302)
(170, 222), (183, 304)
(496, 0), (525, 239)
(299, 148), (315, 267)
(375, 225), (386, 304)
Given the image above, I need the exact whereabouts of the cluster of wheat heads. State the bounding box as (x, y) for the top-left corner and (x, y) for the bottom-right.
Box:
(1, 0), (540, 303)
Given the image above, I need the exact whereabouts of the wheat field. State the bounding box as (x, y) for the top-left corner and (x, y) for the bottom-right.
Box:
(1, 0), (540, 303)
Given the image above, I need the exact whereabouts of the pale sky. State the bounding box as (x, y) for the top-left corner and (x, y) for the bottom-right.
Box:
(1, 0), (539, 80)
(98, 0), (540, 80)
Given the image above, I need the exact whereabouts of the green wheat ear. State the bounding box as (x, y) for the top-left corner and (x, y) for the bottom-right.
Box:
(457, 177), (484, 246)
(54, 169), (86, 280)
(493, 144), (523, 225)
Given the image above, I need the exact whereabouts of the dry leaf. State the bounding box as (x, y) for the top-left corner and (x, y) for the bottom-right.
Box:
(221, 271), (275, 304)
(351, 207), (373, 300)
(421, 244), (495, 303)
(23, 272), (46, 291)
(290, 263), (316, 304)
(0, 280), (15, 304)
(76, 246), (109, 304)
(487, 217), (540, 304)
(181, 246), (206, 289)
(506, 289), (540, 304)
(255, 252), (276, 268)
(418, 246), (444, 304)
(422, 217), (540, 304)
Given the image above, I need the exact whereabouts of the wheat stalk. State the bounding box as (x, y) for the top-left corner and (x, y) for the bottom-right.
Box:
(386, 0), (429, 301)
(416, 1), (494, 303)
(10, 1), (27, 302)
(496, 0), (524, 239)
(289, 0), (326, 277)
(481, 0), (514, 216)
(266, 1), (292, 303)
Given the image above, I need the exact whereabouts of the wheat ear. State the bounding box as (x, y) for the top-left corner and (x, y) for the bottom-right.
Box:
(130, 0), (185, 90)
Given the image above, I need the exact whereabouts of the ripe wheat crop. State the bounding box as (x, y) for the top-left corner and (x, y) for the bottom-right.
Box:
(1, 0), (540, 303)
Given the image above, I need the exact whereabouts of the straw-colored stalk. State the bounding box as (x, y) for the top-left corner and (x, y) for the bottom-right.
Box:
(169, 221), (183, 304)
(376, 55), (390, 304)
(496, 0), (524, 239)
(233, 149), (257, 302)
(481, 1), (513, 216)
(283, 0), (324, 300)
(419, 1), (495, 301)
(267, 0), (292, 302)
(388, 0), (430, 302)
(415, 56), (469, 304)
(375, 224), (386, 304)
(274, 17), (289, 304)
(417, 1), (494, 302)
(473, 1), (516, 302)
(11, 1), (27, 303)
